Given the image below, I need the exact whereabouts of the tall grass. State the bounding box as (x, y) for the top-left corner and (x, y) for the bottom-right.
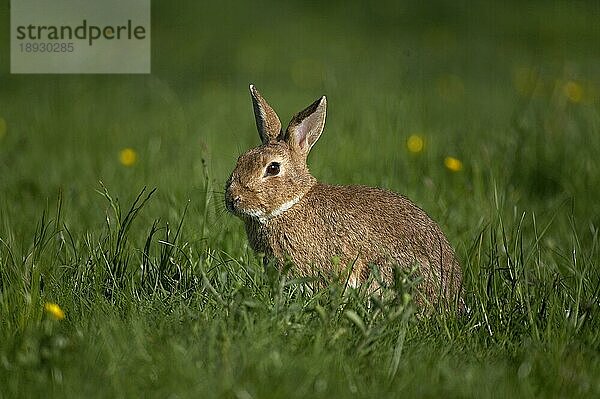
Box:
(0, 177), (598, 397)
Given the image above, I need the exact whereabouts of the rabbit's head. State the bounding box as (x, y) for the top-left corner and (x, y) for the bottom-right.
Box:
(225, 85), (326, 223)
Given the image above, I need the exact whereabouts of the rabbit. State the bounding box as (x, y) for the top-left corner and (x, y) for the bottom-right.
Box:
(225, 85), (463, 309)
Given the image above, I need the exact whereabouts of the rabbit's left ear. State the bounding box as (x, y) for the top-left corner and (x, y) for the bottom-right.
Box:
(250, 84), (282, 144)
(285, 96), (326, 156)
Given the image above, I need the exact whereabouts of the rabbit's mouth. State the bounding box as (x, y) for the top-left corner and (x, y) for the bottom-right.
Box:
(226, 201), (269, 224)
(224, 191), (264, 221)
(225, 194), (250, 219)
(224, 193), (237, 213)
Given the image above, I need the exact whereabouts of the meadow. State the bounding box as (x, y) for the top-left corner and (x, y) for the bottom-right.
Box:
(1, 1), (599, 397)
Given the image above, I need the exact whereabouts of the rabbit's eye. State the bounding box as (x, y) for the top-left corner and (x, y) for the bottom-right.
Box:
(265, 162), (280, 177)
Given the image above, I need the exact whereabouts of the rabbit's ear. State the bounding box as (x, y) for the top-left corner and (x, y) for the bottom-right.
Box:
(250, 84), (282, 144)
(285, 96), (326, 156)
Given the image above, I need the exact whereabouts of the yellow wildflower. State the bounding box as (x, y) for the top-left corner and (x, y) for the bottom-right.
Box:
(44, 302), (65, 320)
(406, 135), (425, 153)
(563, 81), (583, 103)
(119, 148), (137, 167)
(444, 156), (463, 172)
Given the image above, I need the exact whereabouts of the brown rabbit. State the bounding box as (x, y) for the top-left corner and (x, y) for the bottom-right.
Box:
(225, 85), (462, 308)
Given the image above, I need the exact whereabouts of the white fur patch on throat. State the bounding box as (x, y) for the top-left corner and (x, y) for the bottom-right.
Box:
(269, 196), (301, 218)
(245, 195), (302, 224)
(244, 209), (269, 224)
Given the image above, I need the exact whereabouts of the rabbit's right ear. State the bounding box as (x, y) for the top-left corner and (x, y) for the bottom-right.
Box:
(285, 96), (326, 157)
(250, 84), (282, 144)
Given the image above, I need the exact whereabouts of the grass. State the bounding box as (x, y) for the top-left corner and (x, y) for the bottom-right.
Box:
(1, 0), (600, 397)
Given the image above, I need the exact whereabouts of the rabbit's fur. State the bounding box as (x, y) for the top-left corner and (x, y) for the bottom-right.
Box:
(225, 85), (462, 307)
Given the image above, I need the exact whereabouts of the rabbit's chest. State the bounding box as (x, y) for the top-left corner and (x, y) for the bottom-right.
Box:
(259, 218), (348, 264)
